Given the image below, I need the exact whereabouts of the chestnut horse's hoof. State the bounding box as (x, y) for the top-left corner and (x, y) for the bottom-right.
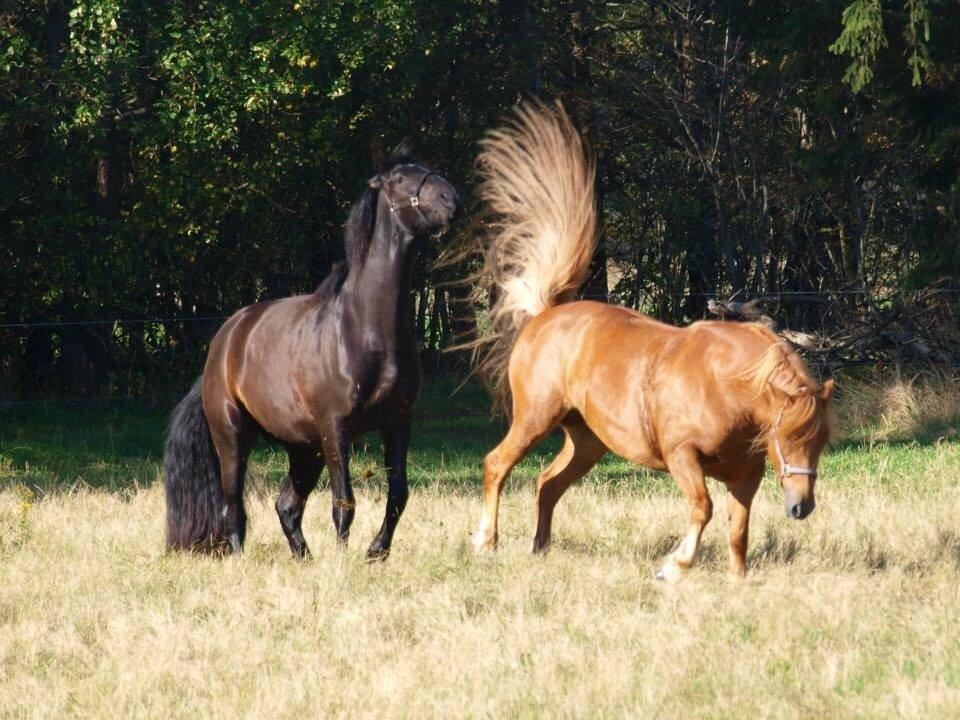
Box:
(471, 531), (497, 554)
(655, 559), (687, 583)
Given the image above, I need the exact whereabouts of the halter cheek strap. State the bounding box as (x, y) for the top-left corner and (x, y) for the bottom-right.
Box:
(773, 407), (818, 481)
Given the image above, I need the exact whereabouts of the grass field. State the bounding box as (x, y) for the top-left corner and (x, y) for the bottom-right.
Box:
(1, 376), (959, 718)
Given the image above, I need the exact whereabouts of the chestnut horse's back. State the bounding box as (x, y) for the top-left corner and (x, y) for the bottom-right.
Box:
(506, 302), (784, 468)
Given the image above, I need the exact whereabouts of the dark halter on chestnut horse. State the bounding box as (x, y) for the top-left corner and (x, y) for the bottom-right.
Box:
(464, 101), (834, 579)
(164, 146), (460, 559)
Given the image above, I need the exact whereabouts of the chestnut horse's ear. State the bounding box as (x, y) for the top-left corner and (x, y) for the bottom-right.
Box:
(368, 174), (384, 189)
(766, 366), (810, 399)
(818, 378), (835, 402)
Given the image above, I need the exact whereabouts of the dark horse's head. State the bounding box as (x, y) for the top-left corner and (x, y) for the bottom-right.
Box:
(368, 146), (461, 239)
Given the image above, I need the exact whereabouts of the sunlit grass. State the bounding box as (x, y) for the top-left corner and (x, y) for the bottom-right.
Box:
(1, 375), (959, 717)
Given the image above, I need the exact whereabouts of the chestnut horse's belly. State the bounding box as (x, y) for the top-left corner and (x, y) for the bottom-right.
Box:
(515, 302), (676, 471)
(576, 368), (668, 471)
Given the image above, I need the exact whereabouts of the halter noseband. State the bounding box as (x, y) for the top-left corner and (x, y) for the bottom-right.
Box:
(385, 168), (443, 238)
(772, 407), (818, 481)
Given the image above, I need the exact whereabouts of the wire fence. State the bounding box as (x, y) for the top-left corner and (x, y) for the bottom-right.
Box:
(2, 288), (958, 409)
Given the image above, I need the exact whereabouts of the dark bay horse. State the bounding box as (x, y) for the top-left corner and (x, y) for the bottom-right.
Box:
(466, 103), (833, 579)
(164, 151), (460, 560)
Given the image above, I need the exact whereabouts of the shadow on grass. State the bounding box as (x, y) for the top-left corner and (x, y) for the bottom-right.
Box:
(3, 376), (957, 495)
(830, 421), (959, 453)
(0, 378), (503, 494)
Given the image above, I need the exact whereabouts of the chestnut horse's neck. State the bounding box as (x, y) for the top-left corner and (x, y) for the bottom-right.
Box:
(341, 195), (418, 343)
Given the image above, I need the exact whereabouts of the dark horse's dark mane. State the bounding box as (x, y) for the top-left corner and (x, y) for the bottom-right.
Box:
(311, 189), (378, 302)
(314, 147), (420, 301)
(343, 185), (380, 270)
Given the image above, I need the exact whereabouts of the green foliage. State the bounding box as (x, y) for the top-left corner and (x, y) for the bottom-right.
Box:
(831, 0), (936, 92)
(1, 0), (958, 400)
(829, 0), (888, 92)
(905, 0), (934, 87)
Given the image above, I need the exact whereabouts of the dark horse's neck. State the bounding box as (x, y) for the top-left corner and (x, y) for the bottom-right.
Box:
(341, 194), (418, 348)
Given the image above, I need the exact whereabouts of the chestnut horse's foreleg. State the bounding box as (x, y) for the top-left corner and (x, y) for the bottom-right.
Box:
(725, 464), (763, 577)
(658, 444), (713, 582)
(276, 447), (324, 558)
(366, 421), (411, 562)
(532, 422), (607, 554)
(319, 420), (355, 545)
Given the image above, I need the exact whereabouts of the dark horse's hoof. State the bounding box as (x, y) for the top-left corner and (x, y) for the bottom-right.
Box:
(365, 545), (390, 563)
(228, 533), (243, 555)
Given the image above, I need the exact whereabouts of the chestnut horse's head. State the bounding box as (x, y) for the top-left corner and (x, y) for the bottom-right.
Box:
(748, 342), (835, 520)
(766, 380), (835, 520)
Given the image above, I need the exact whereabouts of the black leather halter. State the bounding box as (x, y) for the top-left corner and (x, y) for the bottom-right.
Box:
(385, 168), (439, 236)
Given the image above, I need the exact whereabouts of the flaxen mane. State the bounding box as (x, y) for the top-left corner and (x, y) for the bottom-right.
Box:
(742, 334), (834, 444)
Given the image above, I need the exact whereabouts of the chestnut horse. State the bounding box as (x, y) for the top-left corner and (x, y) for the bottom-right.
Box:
(164, 149), (459, 559)
(467, 103), (833, 578)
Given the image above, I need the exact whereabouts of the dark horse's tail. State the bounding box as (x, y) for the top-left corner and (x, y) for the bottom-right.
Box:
(164, 378), (226, 552)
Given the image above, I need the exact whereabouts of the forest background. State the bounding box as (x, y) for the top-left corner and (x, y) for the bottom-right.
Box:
(2, 0), (958, 401)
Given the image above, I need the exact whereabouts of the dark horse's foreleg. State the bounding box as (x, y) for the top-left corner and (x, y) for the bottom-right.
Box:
(320, 420), (355, 545)
(207, 400), (258, 554)
(276, 447), (324, 558)
(366, 422), (412, 562)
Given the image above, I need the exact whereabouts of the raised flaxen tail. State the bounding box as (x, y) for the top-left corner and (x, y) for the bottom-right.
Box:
(469, 101), (598, 403)
(163, 378), (227, 552)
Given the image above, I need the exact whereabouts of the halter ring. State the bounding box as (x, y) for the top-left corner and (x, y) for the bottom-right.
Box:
(386, 168), (436, 235)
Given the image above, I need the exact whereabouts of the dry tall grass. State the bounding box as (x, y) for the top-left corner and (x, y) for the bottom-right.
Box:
(1, 376), (959, 718)
(1, 469), (958, 716)
(838, 371), (960, 442)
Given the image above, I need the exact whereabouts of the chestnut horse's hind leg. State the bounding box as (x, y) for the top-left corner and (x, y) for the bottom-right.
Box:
(532, 421), (607, 554)
(473, 415), (557, 553)
(276, 447), (324, 558)
(366, 421), (412, 562)
(725, 462), (763, 577)
(657, 444), (714, 582)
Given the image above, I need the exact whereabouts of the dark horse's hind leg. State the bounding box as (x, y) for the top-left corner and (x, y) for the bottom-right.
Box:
(366, 421), (411, 562)
(319, 419), (355, 545)
(276, 447), (324, 558)
(207, 399), (259, 554)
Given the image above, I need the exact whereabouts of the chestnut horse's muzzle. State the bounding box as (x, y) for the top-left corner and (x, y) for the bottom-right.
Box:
(785, 492), (816, 520)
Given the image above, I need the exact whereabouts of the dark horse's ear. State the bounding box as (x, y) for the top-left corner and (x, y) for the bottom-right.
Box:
(383, 137), (417, 168)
